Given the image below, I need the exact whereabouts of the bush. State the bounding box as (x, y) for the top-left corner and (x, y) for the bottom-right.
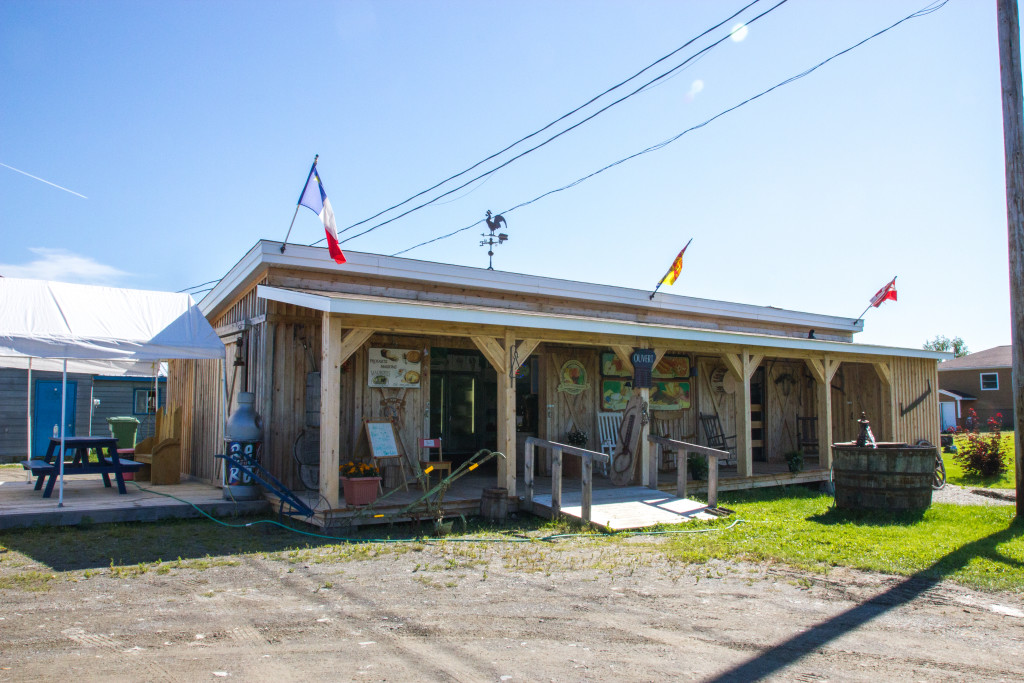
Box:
(953, 409), (1007, 477)
(785, 450), (804, 473)
(566, 428), (588, 448)
(687, 453), (709, 481)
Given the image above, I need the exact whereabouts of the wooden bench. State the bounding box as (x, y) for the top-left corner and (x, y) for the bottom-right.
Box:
(133, 406), (182, 485)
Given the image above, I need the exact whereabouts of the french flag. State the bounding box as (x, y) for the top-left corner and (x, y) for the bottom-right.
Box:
(298, 163), (346, 264)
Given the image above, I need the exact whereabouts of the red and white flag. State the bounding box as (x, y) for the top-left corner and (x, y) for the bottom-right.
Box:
(298, 162), (346, 264)
(869, 277), (897, 308)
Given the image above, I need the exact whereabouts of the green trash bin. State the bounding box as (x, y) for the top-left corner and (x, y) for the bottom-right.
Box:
(107, 416), (141, 481)
(106, 416), (141, 449)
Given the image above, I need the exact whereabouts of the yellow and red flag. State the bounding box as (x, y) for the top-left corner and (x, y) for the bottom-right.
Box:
(649, 239), (692, 299)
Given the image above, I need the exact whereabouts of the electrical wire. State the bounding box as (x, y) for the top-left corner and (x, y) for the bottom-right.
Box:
(176, 280), (219, 293)
(322, 0), (765, 240)
(334, 0), (790, 247)
(392, 0), (949, 257)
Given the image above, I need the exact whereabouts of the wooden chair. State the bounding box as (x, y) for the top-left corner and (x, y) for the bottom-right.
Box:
(419, 437), (452, 487)
(596, 412), (621, 476)
(797, 416), (819, 455)
(133, 406), (182, 485)
(698, 412), (737, 467)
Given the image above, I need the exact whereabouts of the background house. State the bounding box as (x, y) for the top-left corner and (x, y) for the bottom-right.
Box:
(938, 345), (1014, 430)
(0, 368), (165, 462)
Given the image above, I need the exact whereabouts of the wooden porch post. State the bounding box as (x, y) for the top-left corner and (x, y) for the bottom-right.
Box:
(471, 333), (539, 497)
(806, 356), (841, 468)
(320, 314), (343, 509)
(320, 317), (376, 510)
(722, 350), (761, 478)
(872, 359), (896, 441)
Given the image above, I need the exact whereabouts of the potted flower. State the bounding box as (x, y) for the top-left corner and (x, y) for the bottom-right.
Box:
(339, 461), (381, 506)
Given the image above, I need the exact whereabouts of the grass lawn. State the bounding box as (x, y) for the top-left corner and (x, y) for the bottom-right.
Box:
(1, 486), (1022, 594)
(660, 487), (1024, 593)
(943, 431), (1017, 489)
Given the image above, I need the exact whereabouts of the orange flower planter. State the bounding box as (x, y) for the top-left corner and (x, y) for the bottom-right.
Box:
(341, 476), (381, 506)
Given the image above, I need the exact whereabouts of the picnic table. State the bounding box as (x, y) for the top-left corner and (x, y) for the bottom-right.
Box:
(21, 436), (143, 498)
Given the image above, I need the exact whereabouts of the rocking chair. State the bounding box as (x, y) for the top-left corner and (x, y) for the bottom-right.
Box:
(698, 412), (737, 467)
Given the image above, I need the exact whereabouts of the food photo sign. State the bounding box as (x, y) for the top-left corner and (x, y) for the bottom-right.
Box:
(368, 348), (423, 388)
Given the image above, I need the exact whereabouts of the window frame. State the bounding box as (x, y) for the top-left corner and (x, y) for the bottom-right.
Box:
(980, 372), (999, 391)
(133, 388), (165, 415)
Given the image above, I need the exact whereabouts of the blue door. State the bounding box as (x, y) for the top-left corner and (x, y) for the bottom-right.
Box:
(32, 380), (77, 459)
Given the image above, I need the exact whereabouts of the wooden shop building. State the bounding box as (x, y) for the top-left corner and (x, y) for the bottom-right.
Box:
(169, 240), (948, 525)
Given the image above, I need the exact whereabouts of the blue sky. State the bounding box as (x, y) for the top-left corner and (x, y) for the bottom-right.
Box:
(0, 0), (1014, 353)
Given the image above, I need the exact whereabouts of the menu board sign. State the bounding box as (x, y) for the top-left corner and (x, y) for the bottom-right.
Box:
(367, 348), (422, 388)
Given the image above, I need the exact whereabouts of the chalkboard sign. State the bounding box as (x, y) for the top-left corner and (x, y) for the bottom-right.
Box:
(364, 420), (401, 459)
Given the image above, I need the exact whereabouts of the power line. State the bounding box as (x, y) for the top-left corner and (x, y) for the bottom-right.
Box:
(334, 0), (790, 247)
(327, 0), (764, 238)
(392, 0), (950, 258)
(176, 280), (219, 293)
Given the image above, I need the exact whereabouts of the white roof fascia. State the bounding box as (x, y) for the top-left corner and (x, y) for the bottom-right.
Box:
(199, 242), (267, 316)
(203, 240), (863, 333)
(258, 285), (950, 361)
(939, 389), (975, 401)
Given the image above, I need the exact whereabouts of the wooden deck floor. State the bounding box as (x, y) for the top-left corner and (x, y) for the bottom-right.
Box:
(0, 469), (267, 530)
(530, 484), (718, 531)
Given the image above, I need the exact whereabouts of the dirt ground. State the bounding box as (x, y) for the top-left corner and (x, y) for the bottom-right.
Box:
(1, 528), (1023, 683)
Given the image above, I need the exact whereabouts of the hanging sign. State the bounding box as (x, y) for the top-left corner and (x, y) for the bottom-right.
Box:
(631, 349), (656, 389)
(556, 359), (590, 395)
(368, 348), (422, 388)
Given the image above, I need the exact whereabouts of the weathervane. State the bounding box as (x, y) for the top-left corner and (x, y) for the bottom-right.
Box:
(480, 210), (508, 270)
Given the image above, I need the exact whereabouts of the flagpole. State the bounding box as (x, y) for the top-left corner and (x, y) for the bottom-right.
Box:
(280, 154), (318, 253)
(853, 303), (873, 323)
(649, 238), (691, 300)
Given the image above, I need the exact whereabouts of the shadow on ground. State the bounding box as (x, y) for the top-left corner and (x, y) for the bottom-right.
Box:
(706, 518), (1024, 682)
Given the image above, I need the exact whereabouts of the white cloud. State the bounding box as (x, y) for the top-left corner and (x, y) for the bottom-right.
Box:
(0, 248), (130, 284)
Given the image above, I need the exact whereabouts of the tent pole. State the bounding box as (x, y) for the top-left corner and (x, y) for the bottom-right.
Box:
(88, 383), (95, 437)
(153, 364), (159, 412)
(58, 360), (66, 507)
(25, 359), (33, 483)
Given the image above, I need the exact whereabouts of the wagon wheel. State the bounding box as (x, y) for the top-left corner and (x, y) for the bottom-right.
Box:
(292, 429), (321, 491)
(915, 439), (946, 490)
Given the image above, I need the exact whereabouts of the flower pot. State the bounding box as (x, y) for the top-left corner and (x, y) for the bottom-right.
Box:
(341, 476), (381, 506)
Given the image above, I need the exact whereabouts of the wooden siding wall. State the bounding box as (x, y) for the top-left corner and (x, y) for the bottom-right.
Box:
(892, 356), (940, 446)
(542, 347), (600, 477)
(695, 356), (737, 449)
(168, 358), (223, 483)
(352, 335), (432, 469)
(830, 363), (886, 443)
(764, 360), (813, 462)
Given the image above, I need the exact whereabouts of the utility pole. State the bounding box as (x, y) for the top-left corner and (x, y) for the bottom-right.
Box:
(996, 0), (1024, 517)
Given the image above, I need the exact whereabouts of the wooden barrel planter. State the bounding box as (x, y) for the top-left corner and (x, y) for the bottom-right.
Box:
(479, 487), (509, 522)
(831, 442), (935, 511)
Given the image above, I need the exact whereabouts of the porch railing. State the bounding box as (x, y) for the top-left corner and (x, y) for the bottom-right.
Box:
(647, 435), (726, 508)
(523, 436), (609, 525)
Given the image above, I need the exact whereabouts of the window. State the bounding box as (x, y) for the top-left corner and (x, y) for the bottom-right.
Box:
(980, 372), (999, 391)
(133, 388), (165, 414)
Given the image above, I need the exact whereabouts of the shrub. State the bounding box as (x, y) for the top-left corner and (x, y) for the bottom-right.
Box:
(785, 450), (804, 473)
(687, 453), (709, 481)
(566, 428), (588, 448)
(953, 409), (1007, 477)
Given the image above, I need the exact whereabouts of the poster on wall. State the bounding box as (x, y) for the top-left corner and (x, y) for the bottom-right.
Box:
(601, 379), (634, 411)
(653, 355), (690, 379)
(650, 381), (690, 411)
(368, 348), (422, 388)
(600, 353), (632, 377)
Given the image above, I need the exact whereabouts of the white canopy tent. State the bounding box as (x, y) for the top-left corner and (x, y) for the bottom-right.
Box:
(0, 278), (225, 505)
